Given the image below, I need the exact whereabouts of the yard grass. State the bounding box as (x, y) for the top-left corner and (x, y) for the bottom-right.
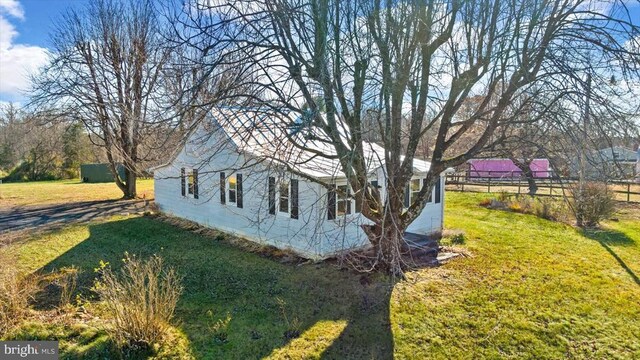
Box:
(0, 179), (154, 207)
(1, 192), (639, 359)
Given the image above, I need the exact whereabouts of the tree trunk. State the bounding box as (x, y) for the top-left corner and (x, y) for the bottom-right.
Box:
(123, 167), (137, 199)
(511, 158), (538, 195)
(364, 194), (407, 278)
(524, 170), (538, 195)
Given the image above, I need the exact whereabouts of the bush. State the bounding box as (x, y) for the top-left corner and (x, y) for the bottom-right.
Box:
(568, 181), (616, 228)
(93, 254), (182, 352)
(0, 253), (37, 336)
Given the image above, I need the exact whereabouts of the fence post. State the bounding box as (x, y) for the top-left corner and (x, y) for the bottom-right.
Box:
(518, 178), (521, 194)
(550, 179), (553, 196)
(488, 177), (491, 193)
(628, 183), (631, 203)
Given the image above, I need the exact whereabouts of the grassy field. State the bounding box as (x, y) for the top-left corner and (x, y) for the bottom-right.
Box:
(0, 179), (154, 207)
(1, 191), (639, 359)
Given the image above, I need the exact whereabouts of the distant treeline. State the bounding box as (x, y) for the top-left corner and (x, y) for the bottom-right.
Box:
(0, 104), (105, 182)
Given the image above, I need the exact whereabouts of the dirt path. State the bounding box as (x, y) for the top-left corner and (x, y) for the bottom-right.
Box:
(0, 199), (149, 234)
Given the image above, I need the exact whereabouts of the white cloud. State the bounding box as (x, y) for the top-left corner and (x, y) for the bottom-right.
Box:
(0, 0), (24, 19)
(0, 1), (48, 101)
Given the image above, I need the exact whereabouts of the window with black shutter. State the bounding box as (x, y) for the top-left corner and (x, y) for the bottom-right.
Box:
(268, 177), (276, 215)
(220, 172), (226, 204)
(236, 174), (243, 208)
(193, 169), (199, 199)
(327, 185), (336, 220)
(435, 177), (441, 204)
(180, 168), (186, 196)
(290, 179), (299, 219)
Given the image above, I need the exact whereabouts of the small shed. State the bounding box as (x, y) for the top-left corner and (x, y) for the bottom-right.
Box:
(80, 163), (125, 183)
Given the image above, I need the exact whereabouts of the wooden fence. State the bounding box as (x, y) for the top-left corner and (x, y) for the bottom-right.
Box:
(445, 171), (640, 203)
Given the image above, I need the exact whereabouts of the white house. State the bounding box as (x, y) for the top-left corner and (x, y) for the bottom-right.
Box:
(153, 108), (447, 259)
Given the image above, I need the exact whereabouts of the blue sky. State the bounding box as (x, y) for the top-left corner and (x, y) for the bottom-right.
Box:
(1, 0), (639, 105)
(0, 0), (86, 104)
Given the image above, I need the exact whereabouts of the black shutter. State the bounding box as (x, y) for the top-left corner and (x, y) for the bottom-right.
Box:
(435, 177), (441, 204)
(327, 185), (336, 220)
(404, 184), (410, 208)
(181, 168), (186, 196)
(290, 179), (299, 219)
(268, 177), (276, 214)
(220, 172), (226, 204)
(346, 187), (352, 214)
(237, 173), (243, 208)
(193, 169), (199, 199)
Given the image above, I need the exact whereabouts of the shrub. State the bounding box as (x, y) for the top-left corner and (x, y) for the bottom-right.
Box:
(0, 253), (37, 336)
(568, 181), (616, 228)
(93, 253), (182, 352)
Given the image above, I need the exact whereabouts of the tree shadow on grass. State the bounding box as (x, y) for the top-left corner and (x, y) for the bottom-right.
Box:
(27, 216), (395, 359)
(582, 228), (639, 286)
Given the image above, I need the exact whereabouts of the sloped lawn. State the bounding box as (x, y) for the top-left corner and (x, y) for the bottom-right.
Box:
(1, 192), (638, 359)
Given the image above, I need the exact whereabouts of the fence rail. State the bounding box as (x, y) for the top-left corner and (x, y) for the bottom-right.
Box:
(445, 172), (640, 203)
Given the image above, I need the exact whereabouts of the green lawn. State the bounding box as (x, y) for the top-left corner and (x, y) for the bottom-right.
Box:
(1, 192), (639, 359)
(0, 179), (154, 207)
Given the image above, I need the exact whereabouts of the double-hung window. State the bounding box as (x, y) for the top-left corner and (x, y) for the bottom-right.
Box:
(328, 184), (357, 220)
(181, 168), (198, 199)
(268, 176), (299, 219)
(279, 181), (289, 214)
(220, 172), (242, 207)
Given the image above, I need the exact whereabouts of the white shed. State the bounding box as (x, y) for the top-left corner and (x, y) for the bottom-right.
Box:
(153, 108), (447, 259)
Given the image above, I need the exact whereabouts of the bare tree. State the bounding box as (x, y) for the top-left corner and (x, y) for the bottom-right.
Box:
(28, 0), (182, 198)
(180, 0), (639, 276)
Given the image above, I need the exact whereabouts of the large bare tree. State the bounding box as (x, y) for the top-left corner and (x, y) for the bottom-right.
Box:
(28, 0), (181, 198)
(181, 0), (639, 275)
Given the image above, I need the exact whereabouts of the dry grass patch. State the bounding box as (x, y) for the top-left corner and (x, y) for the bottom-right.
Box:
(0, 253), (38, 336)
(92, 253), (182, 355)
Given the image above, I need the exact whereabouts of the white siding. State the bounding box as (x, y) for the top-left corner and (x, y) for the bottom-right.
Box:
(154, 129), (444, 258)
